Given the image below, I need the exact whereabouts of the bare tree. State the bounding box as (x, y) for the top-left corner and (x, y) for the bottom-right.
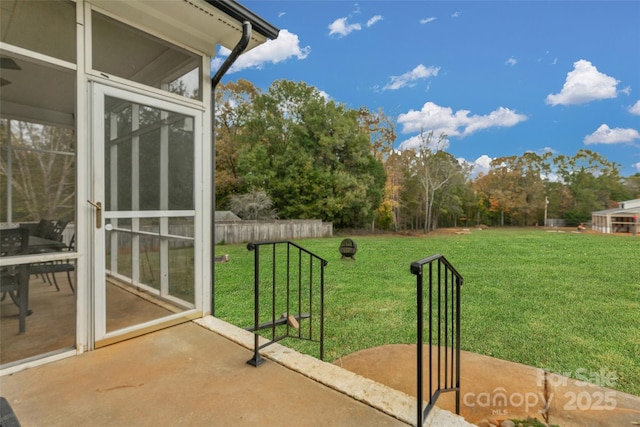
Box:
(228, 189), (278, 220)
(1, 119), (75, 222)
(414, 131), (460, 232)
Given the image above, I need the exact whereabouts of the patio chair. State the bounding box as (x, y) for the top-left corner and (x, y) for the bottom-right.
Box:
(30, 234), (75, 294)
(27, 220), (74, 293)
(21, 220), (57, 281)
(0, 227), (31, 334)
(47, 220), (68, 242)
(33, 219), (68, 242)
(32, 219), (51, 238)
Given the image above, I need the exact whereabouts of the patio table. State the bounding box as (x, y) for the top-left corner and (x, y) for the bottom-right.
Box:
(1, 230), (69, 334)
(28, 236), (67, 253)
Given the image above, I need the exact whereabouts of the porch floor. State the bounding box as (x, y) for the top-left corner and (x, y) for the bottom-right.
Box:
(3, 277), (637, 426)
(0, 269), (474, 427)
(1, 274), (177, 365)
(0, 321), (415, 426)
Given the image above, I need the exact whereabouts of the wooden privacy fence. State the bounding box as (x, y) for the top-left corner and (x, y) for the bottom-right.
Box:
(24, 220), (333, 248)
(215, 220), (333, 244)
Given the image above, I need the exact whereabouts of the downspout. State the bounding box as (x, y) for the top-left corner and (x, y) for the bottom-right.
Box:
(210, 21), (252, 316)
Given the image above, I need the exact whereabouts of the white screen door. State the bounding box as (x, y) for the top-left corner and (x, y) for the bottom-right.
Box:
(91, 84), (202, 346)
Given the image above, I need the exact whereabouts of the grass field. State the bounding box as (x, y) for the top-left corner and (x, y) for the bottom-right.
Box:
(214, 228), (640, 396)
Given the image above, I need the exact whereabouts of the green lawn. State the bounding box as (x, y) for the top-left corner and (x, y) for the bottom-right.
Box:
(214, 228), (640, 396)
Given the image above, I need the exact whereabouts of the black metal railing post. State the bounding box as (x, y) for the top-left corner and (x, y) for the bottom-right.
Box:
(415, 262), (425, 424)
(456, 274), (462, 414)
(246, 241), (327, 366)
(320, 255), (325, 362)
(247, 242), (264, 367)
(411, 254), (464, 425)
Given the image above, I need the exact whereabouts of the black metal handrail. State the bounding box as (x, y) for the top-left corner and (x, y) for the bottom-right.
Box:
(410, 254), (464, 424)
(246, 240), (328, 367)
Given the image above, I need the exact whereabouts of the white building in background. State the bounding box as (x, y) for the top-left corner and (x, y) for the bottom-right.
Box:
(592, 199), (640, 234)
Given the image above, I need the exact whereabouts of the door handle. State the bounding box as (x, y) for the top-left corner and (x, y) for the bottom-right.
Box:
(87, 200), (102, 229)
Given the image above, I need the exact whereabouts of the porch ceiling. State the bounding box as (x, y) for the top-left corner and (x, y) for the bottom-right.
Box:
(0, 57), (76, 127)
(91, 0), (274, 56)
(0, 0), (278, 128)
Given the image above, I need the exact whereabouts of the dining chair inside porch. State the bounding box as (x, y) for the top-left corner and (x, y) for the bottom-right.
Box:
(32, 219), (68, 244)
(0, 227), (31, 334)
(23, 220), (74, 293)
(29, 234), (75, 294)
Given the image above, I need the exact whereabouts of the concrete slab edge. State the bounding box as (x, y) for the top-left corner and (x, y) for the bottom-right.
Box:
(194, 316), (476, 427)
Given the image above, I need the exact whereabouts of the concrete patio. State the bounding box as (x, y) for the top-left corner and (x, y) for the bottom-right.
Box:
(0, 317), (471, 427)
(3, 282), (638, 427)
(339, 344), (640, 427)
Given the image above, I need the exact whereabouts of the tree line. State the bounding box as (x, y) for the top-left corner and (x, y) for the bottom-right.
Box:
(215, 79), (640, 230)
(1, 119), (76, 222)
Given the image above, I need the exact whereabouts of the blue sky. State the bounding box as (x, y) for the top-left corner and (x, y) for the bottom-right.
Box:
(214, 1), (640, 177)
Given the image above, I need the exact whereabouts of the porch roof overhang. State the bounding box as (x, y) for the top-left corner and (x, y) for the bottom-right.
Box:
(592, 207), (640, 216)
(0, 1), (278, 127)
(91, 0), (279, 55)
(593, 199), (640, 216)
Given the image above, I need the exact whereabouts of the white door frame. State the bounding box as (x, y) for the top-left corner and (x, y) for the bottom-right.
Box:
(90, 82), (204, 345)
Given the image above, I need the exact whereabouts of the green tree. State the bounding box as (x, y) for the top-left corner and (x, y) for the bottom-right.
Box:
(502, 152), (550, 225)
(544, 180), (574, 223)
(377, 150), (405, 230)
(234, 80), (385, 228)
(358, 107), (395, 161)
(214, 79), (259, 209)
(398, 149), (423, 230)
(471, 152), (550, 226)
(434, 166), (474, 228)
(358, 107), (398, 230)
(553, 149), (625, 224)
(473, 163), (518, 226)
(624, 173), (640, 199)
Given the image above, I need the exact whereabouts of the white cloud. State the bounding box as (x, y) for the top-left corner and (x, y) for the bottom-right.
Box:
(505, 57), (517, 66)
(452, 11), (461, 18)
(584, 124), (640, 145)
(448, 155), (493, 178)
(398, 134), (450, 151)
(538, 147), (557, 158)
(329, 14), (382, 37)
(318, 89), (332, 102)
(367, 15), (383, 27)
(396, 136), (416, 150)
(472, 154), (493, 176)
(382, 64), (440, 91)
(215, 29), (311, 73)
(546, 59), (620, 106)
(397, 102), (528, 137)
(211, 56), (225, 73)
(462, 107), (529, 136)
(635, 162), (640, 172)
(328, 17), (361, 37)
(420, 17), (437, 24)
(629, 100), (640, 115)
